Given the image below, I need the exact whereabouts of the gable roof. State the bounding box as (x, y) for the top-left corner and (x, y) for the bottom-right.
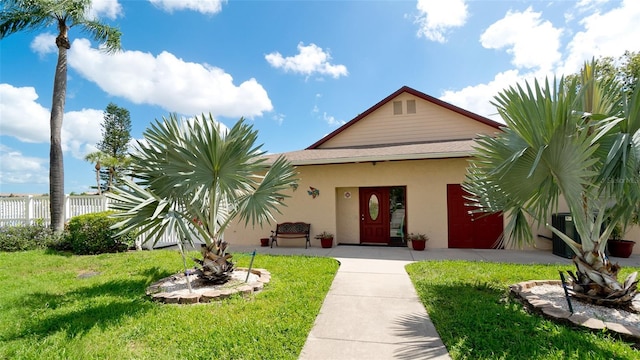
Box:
(306, 85), (503, 149)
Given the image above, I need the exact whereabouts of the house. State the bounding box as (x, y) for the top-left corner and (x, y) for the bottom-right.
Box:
(226, 86), (640, 253)
(225, 86), (504, 249)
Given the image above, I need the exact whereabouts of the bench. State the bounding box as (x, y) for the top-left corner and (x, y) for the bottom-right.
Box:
(270, 222), (311, 248)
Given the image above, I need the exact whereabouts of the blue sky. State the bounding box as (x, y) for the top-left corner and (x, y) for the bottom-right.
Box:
(1, 0), (639, 195)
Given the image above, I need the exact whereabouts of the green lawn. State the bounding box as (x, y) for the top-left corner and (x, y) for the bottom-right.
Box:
(4, 251), (638, 360)
(0, 250), (339, 360)
(406, 260), (640, 360)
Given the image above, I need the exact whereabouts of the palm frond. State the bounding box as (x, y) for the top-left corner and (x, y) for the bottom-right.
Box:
(466, 69), (618, 249)
(78, 20), (122, 53)
(0, 1), (54, 37)
(110, 114), (297, 246)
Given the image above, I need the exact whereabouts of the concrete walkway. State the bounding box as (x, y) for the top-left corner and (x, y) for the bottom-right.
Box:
(299, 256), (450, 359)
(230, 245), (640, 360)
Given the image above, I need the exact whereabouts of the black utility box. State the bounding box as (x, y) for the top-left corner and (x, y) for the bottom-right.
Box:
(551, 213), (581, 258)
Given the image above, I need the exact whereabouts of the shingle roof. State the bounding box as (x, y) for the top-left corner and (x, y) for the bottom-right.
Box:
(264, 139), (478, 166)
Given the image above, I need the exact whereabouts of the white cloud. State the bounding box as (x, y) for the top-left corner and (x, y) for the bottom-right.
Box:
(480, 7), (562, 73)
(30, 33), (57, 57)
(560, 0), (640, 75)
(148, 0), (225, 14)
(272, 113), (285, 126)
(415, 0), (468, 43)
(0, 84), (51, 143)
(440, 70), (526, 123)
(62, 109), (103, 159)
(68, 39), (272, 118)
(0, 145), (48, 185)
(576, 0), (610, 10)
(0, 84), (103, 159)
(322, 112), (345, 127)
(88, 0), (123, 20)
(440, 1), (640, 123)
(265, 42), (348, 79)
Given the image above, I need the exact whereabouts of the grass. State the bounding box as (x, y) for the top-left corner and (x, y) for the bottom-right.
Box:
(4, 250), (638, 359)
(0, 249), (339, 360)
(406, 260), (640, 360)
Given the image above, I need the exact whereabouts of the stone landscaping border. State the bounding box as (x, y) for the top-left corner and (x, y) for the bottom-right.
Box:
(146, 267), (270, 304)
(510, 280), (640, 343)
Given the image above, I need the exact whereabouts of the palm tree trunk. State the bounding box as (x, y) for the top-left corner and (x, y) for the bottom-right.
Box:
(95, 162), (102, 195)
(49, 27), (70, 233)
(108, 166), (114, 192)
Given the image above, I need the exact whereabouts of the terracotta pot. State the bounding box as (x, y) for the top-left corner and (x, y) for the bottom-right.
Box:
(608, 239), (635, 258)
(260, 238), (270, 247)
(320, 237), (333, 248)
(411, 240), (426, 251)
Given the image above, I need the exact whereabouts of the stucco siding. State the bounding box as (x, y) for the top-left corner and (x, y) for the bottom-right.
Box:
(224, 158), (639, 253)
(225, 158), (479, 249)
(627, 226), (640, 250)
(318, 93), (497, 149)
(336, 187), (360, 244)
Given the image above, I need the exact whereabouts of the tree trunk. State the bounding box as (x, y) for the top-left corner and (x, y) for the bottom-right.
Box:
(108, 166), (114, 192)
(568, 251), (638, 310)
(193, 240), (235, 284)
(49, 29), (70, 233)
(95, 161), (102, 195)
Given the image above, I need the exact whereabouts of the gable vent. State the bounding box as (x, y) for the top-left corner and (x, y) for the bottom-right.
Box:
(393, 101), (402, 115)
(407, 100), (416, 114)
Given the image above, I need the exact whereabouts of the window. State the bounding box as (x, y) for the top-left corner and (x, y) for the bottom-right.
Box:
(393, 101), (402, 115)
(368, 194), (379, 221)
(406, 100), (416, 114)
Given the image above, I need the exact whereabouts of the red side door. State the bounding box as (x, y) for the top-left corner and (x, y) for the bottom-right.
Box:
(360, 187), (390, 244)
(447, 184), (503, 249)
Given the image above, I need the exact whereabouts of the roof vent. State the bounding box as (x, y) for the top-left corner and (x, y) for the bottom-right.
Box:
(407, 100), (416, 114)
(393, 101), (402, 115)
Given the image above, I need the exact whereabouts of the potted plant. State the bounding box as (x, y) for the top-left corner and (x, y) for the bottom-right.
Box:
(608, 223), (636, 258)
(406, 233), (428, 251)
(260, 237), (270, 247)
(316, 231), (334, 248)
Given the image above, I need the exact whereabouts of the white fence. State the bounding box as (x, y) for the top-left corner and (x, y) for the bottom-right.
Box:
(0, 195), (184, 249)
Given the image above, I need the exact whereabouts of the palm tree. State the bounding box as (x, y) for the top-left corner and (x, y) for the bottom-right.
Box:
(464, 61), (640, 309)
(84, 150), (108, 195)
(108, 114), (298, 287)
(0, 0), (121, 232)
(106, 154), (131, 191)
(84, 150), (126, 194)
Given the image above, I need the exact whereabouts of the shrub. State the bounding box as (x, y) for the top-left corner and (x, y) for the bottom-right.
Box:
(66, 211), (134, 255)
(0, 223), (64, 252)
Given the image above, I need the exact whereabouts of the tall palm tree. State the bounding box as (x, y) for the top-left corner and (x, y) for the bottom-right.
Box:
(464, 62), (640, 309)
(108, 114), (298, 286)
(0, 0), (121, 232)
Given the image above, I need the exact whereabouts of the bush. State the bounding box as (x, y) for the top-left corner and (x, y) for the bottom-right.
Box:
(66, 211), (134, 255)
(0, 223), (64, 252)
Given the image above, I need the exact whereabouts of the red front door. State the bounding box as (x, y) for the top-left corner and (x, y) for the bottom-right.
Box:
(360, 187), (390, 244)
(447, 184), (503, 248)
